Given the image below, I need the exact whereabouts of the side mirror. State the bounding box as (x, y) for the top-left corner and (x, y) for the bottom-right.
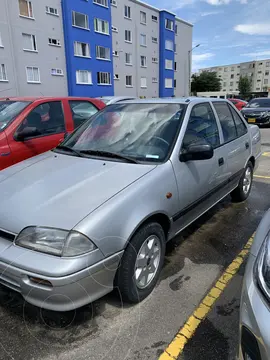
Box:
(14, 127), (40, 141)
(180, 143), (214, 162)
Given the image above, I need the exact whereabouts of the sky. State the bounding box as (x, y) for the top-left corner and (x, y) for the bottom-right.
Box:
(146, 0), (270, 72)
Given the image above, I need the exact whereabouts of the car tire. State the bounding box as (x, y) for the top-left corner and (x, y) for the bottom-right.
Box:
(231, 161), (253, 202)
(116, 222), (166, 303)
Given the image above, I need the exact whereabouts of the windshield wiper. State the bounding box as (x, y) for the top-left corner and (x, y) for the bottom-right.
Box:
(54, 145), (86, 158)
(79, 150), (138, 164)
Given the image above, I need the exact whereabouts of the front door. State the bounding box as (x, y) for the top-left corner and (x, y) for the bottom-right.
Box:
(9, 101), (66, 165)
(171, 102), (228, 233)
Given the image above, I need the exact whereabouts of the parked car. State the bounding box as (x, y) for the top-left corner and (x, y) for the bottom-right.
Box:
(228, 98), (247, 111)
(97, 96), (136, 105)
(0, 98), (261, 311)
(241, 97), (270, 126)
(0, 97), (105, 171)
(239, 209), (270, 360)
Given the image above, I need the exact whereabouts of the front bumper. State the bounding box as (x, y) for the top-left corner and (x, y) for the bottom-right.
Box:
(243, 114), (270, 125)
(0, 251), (123, 311)
(239, 254), (270, 360)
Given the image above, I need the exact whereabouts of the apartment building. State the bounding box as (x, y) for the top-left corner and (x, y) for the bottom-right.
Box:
(0, 0), (68, 97)
(199, 59), (270, 94)
(0, 0), (192, 98)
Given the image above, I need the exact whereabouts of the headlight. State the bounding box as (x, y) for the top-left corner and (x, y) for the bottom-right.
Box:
(15, 226), (97, 257)
(256, 232), (270, 300)
(261, 111), (270, 118)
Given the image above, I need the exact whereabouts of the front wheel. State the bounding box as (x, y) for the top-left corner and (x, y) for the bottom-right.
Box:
(231, 161), (253, 202)
(116, 222), (165, 303)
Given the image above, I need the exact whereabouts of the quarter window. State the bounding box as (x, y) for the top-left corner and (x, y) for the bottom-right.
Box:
(213, 102), (237, 143)
(182, 103), (220, 149)
(69, 101), (98, 129)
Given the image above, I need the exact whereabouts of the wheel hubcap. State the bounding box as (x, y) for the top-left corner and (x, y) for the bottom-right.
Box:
(243, 166), (252, 194)
(134, 235), (161, 289)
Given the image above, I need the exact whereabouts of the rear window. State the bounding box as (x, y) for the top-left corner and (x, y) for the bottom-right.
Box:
(246, 98), (270, 108)
(0, 101), (30, 131)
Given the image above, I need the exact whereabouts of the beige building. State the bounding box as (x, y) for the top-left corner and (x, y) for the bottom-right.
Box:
(199, 59), (270, 94)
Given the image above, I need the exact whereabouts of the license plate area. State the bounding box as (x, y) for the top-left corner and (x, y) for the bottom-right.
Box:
(248, 118), (256, 123)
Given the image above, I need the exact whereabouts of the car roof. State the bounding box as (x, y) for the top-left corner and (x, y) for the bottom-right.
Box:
(0, 96), (98, 102)
(117, 97), (231, 105)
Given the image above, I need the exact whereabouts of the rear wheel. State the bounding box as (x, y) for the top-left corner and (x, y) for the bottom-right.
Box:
(231, 161), (253, 202)
(116, 222), (165, 303)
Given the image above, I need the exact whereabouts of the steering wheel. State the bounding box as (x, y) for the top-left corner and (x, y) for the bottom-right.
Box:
(152, 136), (170, 148)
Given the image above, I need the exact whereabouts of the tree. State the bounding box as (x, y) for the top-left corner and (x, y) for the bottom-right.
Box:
(191, 71), (221, 94)
(238, 75), (252, 95)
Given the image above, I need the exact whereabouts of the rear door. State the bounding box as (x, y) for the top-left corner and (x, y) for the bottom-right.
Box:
(212, 101), (250, 189)
(9, 101), (66, 165)
(69, 100), (99, 130)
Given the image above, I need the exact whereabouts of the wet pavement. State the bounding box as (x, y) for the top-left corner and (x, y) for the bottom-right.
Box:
(0, 129), (270, 360)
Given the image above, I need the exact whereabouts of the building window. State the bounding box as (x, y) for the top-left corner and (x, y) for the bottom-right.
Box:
(266, 62), (270, 67)
(51, 68), (63, 76)
(231, 67), (234, 71)
(174, 44), (177, 53)
(140, 34), (146, 47)
(140, 56), (147, 67)
(94, 18), (109, 34)
(114, 73), (119, 80)
(125, 30), (132, 42)
(93, 0), (108, 7)
(224, 68), (228, 72)
(141, 77), (147, 88)
(19, 0), (33, 18)
(165, 78), (173, 88)
(165, 19), (174, 31)
(230, 74), (234, 79)
(174, 79), (176, 88)
(152, 77), (158, 83)
(264, 79), (268, 85)
(72, 11), (89, 30)
(124, 5), (131, 19)
(140, 11), (146, 24)
(165, 39), (173, 51)
(26, 66), (40, 83)
(49, 38), (61, 47)
(45, 6), (58, 16)
(126, 75), (132, 87)
(74, 41), (90, 57)
(113, 50), (119, 56)
(152, 57), (158, 63)
(97, 72), (111, 85)
(258, 71), (262, 74)
(96, 45), (110, 60)
(125, 52), (132, 65)
(22, 33), (37, 52)
(112, 25), (118, 32)
(265, 71), (269, 76)
(152, 37), (157, 43)
(174, 62), (177, 71)
(175, 24), (178, 34)
(165, 59), (173, 70)
(223, 82), (226, 87)
(0, 64), (8, 81)
(0, 33), (3, 47)
(111, 0), (117, 6)
(76, 70), (92, 84)
(230, 81), (233, 86)
(152, 15), (158, 22)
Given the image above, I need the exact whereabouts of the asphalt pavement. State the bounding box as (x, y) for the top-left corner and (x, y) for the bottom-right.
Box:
(0, 129), (270, 360)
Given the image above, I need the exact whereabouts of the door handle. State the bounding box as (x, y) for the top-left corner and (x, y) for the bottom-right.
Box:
(218, 157), (224, 166)
(245, 142), (250, 149)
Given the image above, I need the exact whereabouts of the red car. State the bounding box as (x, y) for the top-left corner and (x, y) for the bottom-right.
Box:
(0, 97), (105, 171)
(228, 98), (247, 111)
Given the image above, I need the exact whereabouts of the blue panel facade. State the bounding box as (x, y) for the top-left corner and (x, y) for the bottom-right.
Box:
(62, 0), (114, 97)
(159, 11), (175, 98)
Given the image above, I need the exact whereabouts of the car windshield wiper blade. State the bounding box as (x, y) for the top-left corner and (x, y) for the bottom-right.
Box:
(54, 145), (86, 158)
(79, 150), (138, 164)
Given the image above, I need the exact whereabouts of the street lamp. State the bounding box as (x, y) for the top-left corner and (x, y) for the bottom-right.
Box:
(188, 44), (200, 96)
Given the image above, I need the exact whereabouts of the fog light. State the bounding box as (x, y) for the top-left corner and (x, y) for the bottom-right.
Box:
(29, 277), (53, 287)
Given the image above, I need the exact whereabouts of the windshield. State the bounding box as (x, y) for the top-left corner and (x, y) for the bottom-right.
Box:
(0, 101), (31, 131)
(60, 103), (186, 163)
(246, 98), (270, 108)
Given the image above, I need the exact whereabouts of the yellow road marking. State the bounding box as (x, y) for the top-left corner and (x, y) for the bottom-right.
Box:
(262, 152), (270, 157)
(159, 234), (255, 360)
(254, 175), (270, 179)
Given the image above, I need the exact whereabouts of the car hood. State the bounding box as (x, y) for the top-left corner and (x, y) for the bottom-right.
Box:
(0, 152), (156, 233)
(242, 107), (270, 115)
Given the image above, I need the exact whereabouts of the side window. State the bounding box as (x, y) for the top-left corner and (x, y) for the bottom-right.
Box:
(69, 101), (98, 129)
(228, 105), (248, 138)
(213, 102), (237, 143)
(18, 101), (65, 137)
(182, 103), (220, 149)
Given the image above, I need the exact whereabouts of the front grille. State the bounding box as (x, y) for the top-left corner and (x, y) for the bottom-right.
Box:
(241, 326), (261, 360)
(0, 229), (16, 242)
